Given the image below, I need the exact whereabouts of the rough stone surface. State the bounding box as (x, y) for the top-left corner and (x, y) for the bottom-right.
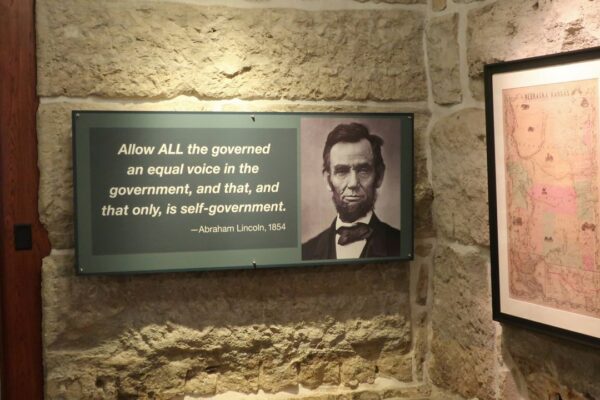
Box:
(37, 107), (76, 249)
(43, 253), (412, 399)
(428, 386), (472, 400)
(38, 102), (432, 249)
(430, 109), (488, 246)
(355, 0), (426, 3)
(414, 243), (432, 258)
(498, 372), (524, 400)
(431, 0), (446, 12)
(377, 353), (413, 382)
(409, 251), (431, 382)
(468, 0), (600, 100)
(415, 263), (428, 306)
(502, 327), (600, 400)
(426, 14), (461, 105)
(249, 382), (432, 400)
(413, 116), (435, 239)
(429, 244), (495, 400)
(37, 0), (427, 101)
(411, 313), (428, 381)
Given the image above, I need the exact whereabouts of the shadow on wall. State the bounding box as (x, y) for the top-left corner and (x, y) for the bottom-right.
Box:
(501, 326), (600, 399)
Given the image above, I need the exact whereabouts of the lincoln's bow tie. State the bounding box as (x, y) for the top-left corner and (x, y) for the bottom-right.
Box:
(336, 223), (373, 245)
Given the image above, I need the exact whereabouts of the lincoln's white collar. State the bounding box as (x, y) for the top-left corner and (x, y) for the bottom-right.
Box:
(335, 210), (373, 230)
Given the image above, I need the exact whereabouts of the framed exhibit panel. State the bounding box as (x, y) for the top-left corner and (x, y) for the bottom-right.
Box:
(485, 46), (600, 346)
(73, 111), (414, 274)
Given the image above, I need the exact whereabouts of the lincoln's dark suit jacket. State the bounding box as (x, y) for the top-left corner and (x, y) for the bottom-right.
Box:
(301, 214), (400, 260)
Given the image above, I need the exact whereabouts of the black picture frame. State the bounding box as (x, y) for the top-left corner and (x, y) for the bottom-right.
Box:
(485, 46), (600, 347)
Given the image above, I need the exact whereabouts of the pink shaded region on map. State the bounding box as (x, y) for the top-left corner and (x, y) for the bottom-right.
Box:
(583, 255), (595, 271)
(528, 184), (577, 214)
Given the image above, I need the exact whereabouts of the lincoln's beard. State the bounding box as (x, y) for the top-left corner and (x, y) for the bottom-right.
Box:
(329, 179), (377, 223)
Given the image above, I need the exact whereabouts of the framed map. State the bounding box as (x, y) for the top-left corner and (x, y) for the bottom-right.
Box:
(485, 47), (600, 346)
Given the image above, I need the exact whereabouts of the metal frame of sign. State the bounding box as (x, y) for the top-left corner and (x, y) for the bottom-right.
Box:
(73, 111), (414, 274)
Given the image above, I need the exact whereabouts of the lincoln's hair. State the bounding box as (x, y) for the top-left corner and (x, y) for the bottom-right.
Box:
(322, 122), (385, 182)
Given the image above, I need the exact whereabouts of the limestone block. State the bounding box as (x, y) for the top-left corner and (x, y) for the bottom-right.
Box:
(295, 385), (432, 400)
(432, 0), (447, 12)
(497, 370), (524, 400)
(37, 106), (75, 249)
(415, 263), (428, 306)
(429, 386), (472, 400)
(340, 357), (377, 388)
(468, 0), (600, 100)
(430, 108), (488, 245)
(42, 254), (412, 398)
(381, 384), (431, 398)
(414, 242), (433, 258)
(183, 371), (218, 396)
(354, 0), (426, 3)
(413, 114), (435, 239)
(216, 359), (260, 394)
(299, 395), (341, 400)
(258, 357), (298, 393)
(429, 244), (495, 400)
(352, 392), (379, 400)
(346, 315), (412, 355)
(376, 353), (413, 381)
(412, 321), (428, 380)
(37, 0), (427, 101)
(414, 179), (434, 239)
(298, 356), (340, 389)
(426, 13), (462, 105)
(502, 327), (600, 400)
(300, 395), (342, 400)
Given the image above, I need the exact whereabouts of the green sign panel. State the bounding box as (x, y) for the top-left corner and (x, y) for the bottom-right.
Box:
(73, 112), (413, 274)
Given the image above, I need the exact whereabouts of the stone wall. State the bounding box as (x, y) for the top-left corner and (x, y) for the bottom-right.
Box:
(427, 1), (600, 400)
(36, 0), (600, 400)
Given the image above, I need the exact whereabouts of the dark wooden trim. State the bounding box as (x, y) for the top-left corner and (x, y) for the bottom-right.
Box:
(0, 0), (51, 399)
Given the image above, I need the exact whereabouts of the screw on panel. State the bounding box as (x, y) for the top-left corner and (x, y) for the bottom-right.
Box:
(252, 260), (257, 269)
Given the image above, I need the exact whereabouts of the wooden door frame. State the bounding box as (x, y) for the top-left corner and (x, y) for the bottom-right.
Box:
(0, 0), (50, 398)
